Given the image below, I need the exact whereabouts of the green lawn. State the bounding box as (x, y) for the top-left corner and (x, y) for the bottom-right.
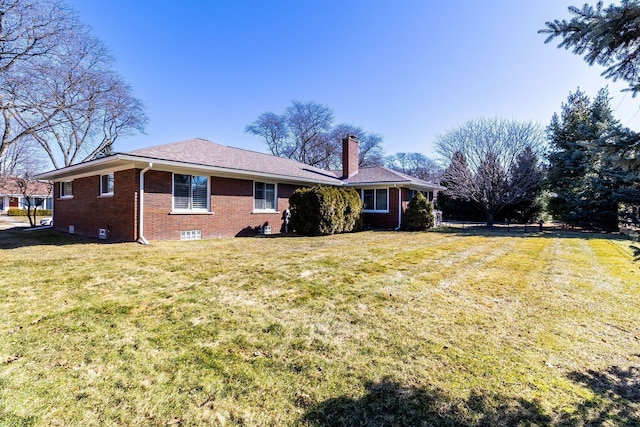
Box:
(1, 228), (639, 426)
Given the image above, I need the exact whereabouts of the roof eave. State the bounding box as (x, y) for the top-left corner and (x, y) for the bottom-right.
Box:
(35, 153), (342, 186)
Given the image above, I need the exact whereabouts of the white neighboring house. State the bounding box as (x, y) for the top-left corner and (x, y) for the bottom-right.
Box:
(0, 178), (53, 213)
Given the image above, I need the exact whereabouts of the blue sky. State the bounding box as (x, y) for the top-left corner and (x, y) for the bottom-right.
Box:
(66, 0), (640, 160)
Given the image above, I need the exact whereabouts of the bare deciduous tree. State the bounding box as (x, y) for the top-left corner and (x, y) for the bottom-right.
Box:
(246, 101), (384, 169)
(0, 0), (146, 168)
(0, 0), (77, 160)
(13, 174), (52, 227)
(0, 138), (46, 181)
(329, 123), (384, 169)
(437, 118), (545, 227)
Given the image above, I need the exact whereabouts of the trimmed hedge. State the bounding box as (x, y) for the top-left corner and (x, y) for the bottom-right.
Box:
(7, 208), (52, 216)
(401, 192), (434, 230)
(290, 185), (363, 236)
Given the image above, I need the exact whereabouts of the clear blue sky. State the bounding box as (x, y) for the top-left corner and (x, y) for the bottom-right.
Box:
(66, 0), (640, 160)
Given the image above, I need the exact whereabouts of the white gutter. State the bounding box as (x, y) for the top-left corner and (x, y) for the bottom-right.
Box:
(138, 163), (152, 245)
(395, 184), (403, 230)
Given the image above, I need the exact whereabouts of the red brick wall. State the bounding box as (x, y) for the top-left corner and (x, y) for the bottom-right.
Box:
(53, 169), (138, 242)
(52, 171), (439, 241)
(143, 171), (301, 240)
(361, 187), (401, 230)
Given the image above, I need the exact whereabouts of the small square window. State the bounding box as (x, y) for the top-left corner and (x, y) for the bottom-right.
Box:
(100, 174), (114, 195)
(60, 181), (73, 198)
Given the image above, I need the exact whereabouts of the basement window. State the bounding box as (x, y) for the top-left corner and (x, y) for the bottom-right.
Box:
(180, 230), (202, 241)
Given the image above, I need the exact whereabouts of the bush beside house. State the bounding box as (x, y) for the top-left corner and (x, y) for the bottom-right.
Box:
(290, 186), (364, 235)
(401, 192), (434, 230)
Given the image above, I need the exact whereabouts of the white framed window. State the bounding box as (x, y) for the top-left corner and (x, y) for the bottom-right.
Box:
(60, 181), (73, 198)
(173, 174), (209, 211)
(254, 181), (277, 211)
(362, 188), (388, 212)
(100, 173), (114, 196)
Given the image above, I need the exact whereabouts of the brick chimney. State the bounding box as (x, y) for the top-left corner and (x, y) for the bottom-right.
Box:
(342, 135), (359, 179)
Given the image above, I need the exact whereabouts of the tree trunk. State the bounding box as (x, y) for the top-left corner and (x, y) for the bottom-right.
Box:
(31, 206), (38, 227)
(486, 213), (494, 229)
(26, 206), (35, 227)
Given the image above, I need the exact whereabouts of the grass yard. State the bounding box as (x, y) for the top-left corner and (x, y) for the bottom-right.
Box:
(1, 227), (639, 426)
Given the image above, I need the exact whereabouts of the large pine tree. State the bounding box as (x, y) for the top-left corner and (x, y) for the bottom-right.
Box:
(542, 2), (640, 227)
(546, 88), (624, 230)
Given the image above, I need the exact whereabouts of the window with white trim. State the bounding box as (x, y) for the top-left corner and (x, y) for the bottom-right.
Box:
(362, 188), (388, 212)
(254, 182), (277, 211)
(60, 181), (73, 198)
(173, 174), (209, 211)
(100, 173), (114, 196)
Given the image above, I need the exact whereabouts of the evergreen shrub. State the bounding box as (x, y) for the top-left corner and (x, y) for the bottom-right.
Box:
(401, 192), (434, 230)
(290, 185), (363, 235)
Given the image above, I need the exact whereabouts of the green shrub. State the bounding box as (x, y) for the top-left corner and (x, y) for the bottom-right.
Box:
(7, 208), (52, 216)
(290, 186), (363, 236)
(401, 192), (434, 230)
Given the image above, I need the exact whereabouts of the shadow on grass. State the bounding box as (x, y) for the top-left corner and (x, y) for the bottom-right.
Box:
(632, 245), (640, 262)
(560, 365), (640, 426)
(302, 365), (640, 426)
(301, 379), (551, 426)
(0, 228), (92, 249)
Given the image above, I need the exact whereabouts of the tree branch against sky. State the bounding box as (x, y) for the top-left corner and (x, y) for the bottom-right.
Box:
(0, 0), (76, 160)
(541, 1), (640, 94)
(385, 152), (442, 183)
(0, 0), (146, 170)
(246, 101), (384, 169)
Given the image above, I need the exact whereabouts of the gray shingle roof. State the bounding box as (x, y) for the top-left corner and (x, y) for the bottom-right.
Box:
(38, 137), (444, 191)
(343, 166), (445, 190)
(127, 138), (340, 184)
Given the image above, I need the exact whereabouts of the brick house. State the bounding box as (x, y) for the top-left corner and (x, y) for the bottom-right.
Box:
(36, 136), (444, 242)
(0, 178), (53, 213)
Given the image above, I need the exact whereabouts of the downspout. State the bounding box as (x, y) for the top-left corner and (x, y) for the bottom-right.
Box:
(50, 182), (54, 227)
(138, 163), (152, 245)
(395, 185), (402, 230)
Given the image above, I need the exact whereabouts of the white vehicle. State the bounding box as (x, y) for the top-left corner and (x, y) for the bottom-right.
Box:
(40, 218), (53, 226)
